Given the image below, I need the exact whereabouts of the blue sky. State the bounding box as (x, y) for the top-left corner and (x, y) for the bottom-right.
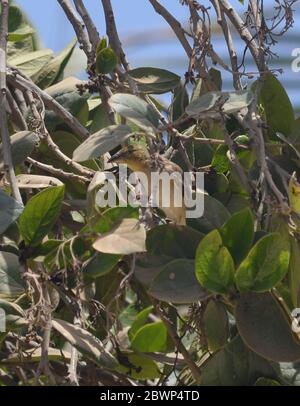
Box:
(14, 0), (300, 106)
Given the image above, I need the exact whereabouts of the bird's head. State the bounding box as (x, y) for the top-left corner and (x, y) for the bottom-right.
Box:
(108, 144), (151, 172)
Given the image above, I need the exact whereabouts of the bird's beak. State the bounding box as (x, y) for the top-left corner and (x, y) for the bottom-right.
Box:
(108, 150), (125, 164)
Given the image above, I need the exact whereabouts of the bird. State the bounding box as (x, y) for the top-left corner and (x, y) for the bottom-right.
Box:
(108, 144), (186, 225)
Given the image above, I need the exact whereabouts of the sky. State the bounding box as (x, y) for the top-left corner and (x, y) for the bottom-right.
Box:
(14, 0), (300, 107)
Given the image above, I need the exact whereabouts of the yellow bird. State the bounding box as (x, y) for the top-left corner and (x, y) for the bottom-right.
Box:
(108, 144), (186, 225)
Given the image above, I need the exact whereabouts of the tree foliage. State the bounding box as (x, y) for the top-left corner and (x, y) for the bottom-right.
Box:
(0, 0), (300, 386)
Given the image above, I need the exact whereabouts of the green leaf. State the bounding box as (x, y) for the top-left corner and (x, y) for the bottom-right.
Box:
(0, 131), (38, 170)
(52, 318), (117, 368)
(44, 77), (89, 131)
(236, 292), (300, 362)
(128, 306), (153, 341)
(195, 229), (235, 294)
(128, 67), (180, 94)
(32, 39), (77, 88)
(89, 103), (111, 133)
(7, 5), (36, 50)
(146, 224), (203, 259)
(109, 93), (160, 132)
(131, 321), (167, 352)
(134, 254), (173, 288)
(186, 90), (253, 118)
(8, 25), (35, 42)
(19, 186), (65, 247)
(96, 37), (107, 54)
(84, 206), (139, 234)
(8, 49), (53, 77)
(203, 300), (229, 352)
(72, 125), (132, 162)
(0, 251), (24, 299)
(211, 145), (229, 174)
(93, 218), (146, 255)
(235, 233), (290, 292)
(116, 353), (161, 380)
(200, 335), (278, 386)
(220, 207), (254, 264)
(149, 259), (209, 304)
(0, 190), (23, 235)
(82, 253), (120, 280)
(95, 47), (118, 74)
(260, 73), (295, 138)
(171, 82), (189, 121)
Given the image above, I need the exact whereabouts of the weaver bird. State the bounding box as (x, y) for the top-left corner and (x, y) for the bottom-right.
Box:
(108, 144), (186, 225)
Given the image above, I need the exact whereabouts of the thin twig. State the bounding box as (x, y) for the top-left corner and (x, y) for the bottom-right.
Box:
(156, 305), (202, 385)
(148, 0), (192, 58)
(27, 157), (90, 184)
(218, 0), (263, 71)
(6, 88), (28, 130)
(74, 0), (100, 56)
(58, 0), (92, 63)
(101, 0), (130, 71)
(211, 0), (242, 90)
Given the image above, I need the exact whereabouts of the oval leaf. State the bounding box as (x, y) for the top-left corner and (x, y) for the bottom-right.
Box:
(0, 252), (24, 299)
(220, 207), (254, 264)
(95, 47), (118, 74)
(73, 125), (132, 162)
(0, 189), (23, 235)
(52, 318), (117, 368)
(109, 93), (159, 132)
(149, 259), (210, 304)
(93, 218), (146, 255)
(129, 67), (180, 94)
(236, 292), (300, 362)
(195, 229), (235, 294)
(203, 300), (229, 352)
(0, 131), (38, 170)
(82, 253), (120, 280)
(131, 321), (167, 353)
(146, 225), (203, 259)
(260, 73), (295, 138)
(235, 233), (290, 292)
(19, 185), (65, 247)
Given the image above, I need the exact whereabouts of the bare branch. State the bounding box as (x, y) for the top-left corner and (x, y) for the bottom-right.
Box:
(149, 0), (192, 58)
(27, 157), (90, 184)
(74, 0), (100, 55)
(156, 305), (202, 385)
(57, 0), (92, 63)
(101, 0), (130, 71)
(218, 0), (263, 71)
(211, 0), (242, 90)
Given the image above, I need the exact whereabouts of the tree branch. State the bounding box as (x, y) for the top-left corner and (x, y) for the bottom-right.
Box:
(156, 305), (202, 385)
(7, 67), (90, 140)
(74, 0), (100, 56)
(148, 0), (192, 58)
(57, 0), (92, 63)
